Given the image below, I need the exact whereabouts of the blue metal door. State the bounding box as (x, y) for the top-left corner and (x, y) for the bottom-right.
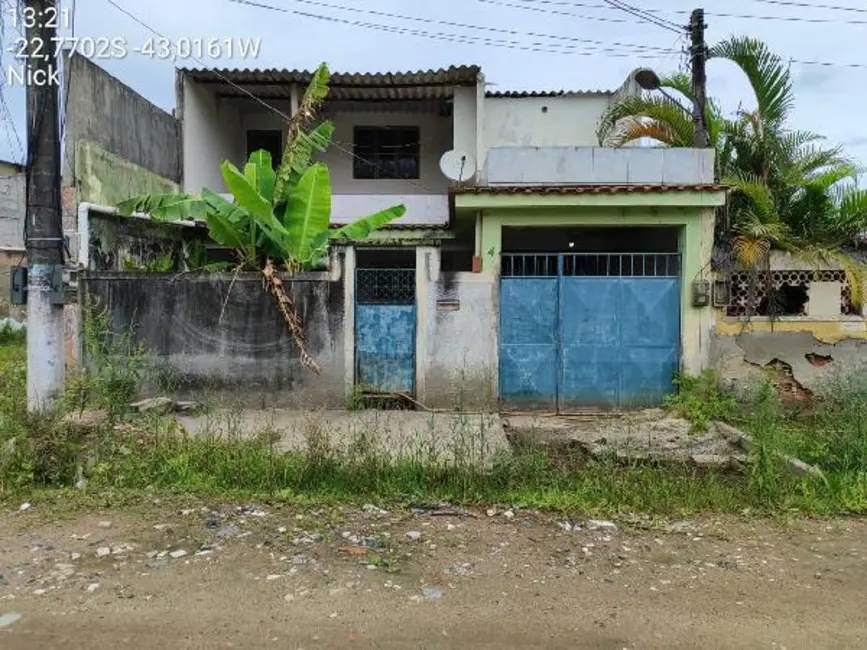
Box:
(499, 253), (680, 412)
(355, 268), (416, 394)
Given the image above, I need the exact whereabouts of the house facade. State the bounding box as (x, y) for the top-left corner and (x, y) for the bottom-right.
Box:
(160, 64), (727, 412)
(48, 54), (867, 410)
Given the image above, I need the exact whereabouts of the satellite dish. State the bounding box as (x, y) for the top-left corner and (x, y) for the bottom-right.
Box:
(439, 150), (477, 182)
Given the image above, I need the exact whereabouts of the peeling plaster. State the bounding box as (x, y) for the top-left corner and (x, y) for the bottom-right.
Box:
(712, 331), (867, 394)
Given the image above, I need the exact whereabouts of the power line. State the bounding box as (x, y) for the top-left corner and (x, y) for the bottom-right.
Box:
(486, 0), (867, 69)
(790, 58), (867, 69)
(103, 0), (441, 194)
(0, 1), (25, 164)
(513, 0), (867, 25)
(228, 0), (677, 56)
(749, 0), (867, 14)
(230, 0), (675, 54)
(599, 0), (682, 33)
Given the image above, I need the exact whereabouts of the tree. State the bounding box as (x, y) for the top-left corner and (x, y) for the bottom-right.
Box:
(117, 63), (406, 373)
(597, 37), (867, 276)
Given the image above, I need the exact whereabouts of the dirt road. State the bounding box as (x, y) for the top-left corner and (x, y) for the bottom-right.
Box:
(1, 499), (865, 649)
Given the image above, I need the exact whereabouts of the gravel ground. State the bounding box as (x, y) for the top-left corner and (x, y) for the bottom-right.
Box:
(1, 499), (866, 649)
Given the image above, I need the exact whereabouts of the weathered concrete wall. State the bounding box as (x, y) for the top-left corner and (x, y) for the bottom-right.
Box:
(712, 250), (867, 393)
(483, 94), (611, 152)
(63, 53), (180, 184)
(76, 142), (181, 207)
(418, 256), (498, 409)
(485, 146), (715, 186)
(0, 161), (26, 319)
(712, 331), (867, 395)
(85, 212), (209, 272)
(80, 270), (347, 407)
(0, 161), (25, 250)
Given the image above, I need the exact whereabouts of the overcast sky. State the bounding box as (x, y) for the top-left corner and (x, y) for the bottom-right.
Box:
(1, 0), (865, 169)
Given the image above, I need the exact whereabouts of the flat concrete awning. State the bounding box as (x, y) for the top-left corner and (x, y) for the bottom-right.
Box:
(453, 184), (729, 209)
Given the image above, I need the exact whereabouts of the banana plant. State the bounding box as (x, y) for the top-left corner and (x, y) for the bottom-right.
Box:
(117, 62), (407, 372)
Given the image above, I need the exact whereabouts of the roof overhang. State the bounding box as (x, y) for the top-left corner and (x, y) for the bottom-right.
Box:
(452, 184), (729, 209)
(178, 65), (482, 102)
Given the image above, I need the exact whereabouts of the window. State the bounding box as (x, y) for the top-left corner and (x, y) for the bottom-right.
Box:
(353, 126), (420, 180)
(246, 130), (282, 168)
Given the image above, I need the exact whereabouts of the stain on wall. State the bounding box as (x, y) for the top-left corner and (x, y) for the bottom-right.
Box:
(63, 53), (180, 184)
(76, 142), (180, 207)
(81, 271), (347, 406)
(423, 273), (498, 409)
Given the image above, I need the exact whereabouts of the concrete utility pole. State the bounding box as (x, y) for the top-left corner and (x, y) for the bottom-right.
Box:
(25, 0), (65, 412)
(689, 8), (710, 148)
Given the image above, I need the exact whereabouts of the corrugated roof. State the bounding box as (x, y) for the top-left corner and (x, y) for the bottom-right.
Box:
(485, 89), (611, 98)
(329, 223), (448, 231)
(179, 65), (481, 102)
(453, 184), (728, 195)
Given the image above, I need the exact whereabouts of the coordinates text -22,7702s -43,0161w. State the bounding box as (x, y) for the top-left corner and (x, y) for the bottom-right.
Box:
(4, 35), (263, 63)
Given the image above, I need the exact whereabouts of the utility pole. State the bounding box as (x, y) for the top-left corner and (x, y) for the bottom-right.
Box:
(25, 0), (65, 412)
(689, 8), (710, 148)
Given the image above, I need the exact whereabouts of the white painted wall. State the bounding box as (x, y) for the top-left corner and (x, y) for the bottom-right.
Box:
(416, 248), (498, 409)
(483, 94), (611, 153)
(453, 87), (478, 175)
(181, 79), (244, 194)
(331, 194), (449, 226)
(317, 110), (453, 195)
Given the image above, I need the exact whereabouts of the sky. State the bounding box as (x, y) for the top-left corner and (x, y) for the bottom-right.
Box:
(0, 0), (865, 169)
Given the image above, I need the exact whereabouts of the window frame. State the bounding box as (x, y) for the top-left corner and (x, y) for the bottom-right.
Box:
(245, 129), (283, 169)
(352, 126), (421, 180)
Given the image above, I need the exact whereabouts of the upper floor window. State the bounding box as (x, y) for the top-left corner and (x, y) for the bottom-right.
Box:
(353, 126), (420, 180)
(247, 130), (282, 168)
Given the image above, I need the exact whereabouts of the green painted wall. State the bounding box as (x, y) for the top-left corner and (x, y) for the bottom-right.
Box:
(478, 207), (704, 281)
(76, 140), (180, 206)
(464, 200), (718, 375)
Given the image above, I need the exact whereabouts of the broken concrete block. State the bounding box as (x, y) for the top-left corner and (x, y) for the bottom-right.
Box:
(61, 410), (109, 431)
(130, 397), (174, 415)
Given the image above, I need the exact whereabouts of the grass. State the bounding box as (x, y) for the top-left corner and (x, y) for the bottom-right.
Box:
(2, 329), (867, 516)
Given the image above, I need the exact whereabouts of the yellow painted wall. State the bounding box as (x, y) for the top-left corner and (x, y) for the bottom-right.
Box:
(714, 312), (867, 343)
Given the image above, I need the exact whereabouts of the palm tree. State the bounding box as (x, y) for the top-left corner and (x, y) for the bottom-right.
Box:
(598, 37), (867, 273)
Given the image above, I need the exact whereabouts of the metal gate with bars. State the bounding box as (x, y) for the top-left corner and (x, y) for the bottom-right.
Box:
(498, 252), (682, 412)
(354, 267), (416, 394)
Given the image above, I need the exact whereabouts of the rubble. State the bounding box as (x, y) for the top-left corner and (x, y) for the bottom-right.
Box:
(61, 410), (108, 432)
(504, 412), (827, 476)
(130, 397), (175, 415)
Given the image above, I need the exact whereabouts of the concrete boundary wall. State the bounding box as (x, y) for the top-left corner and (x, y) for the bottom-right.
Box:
(80, 266), (348, 408)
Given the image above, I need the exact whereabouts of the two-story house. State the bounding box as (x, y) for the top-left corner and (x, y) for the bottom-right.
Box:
(68, 58), (727, 412)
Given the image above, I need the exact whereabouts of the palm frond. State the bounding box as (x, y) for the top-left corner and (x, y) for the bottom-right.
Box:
(733, 235), (771, 267)
(596, 95), (694, 146)
(711, 36), (794, 127)
(724, 169), (777, 221)
(658, 72), (693, 99)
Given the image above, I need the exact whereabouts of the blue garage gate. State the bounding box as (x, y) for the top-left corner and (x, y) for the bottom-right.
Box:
(355, 267), (416, 394)
(499, 253), (681, 412)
